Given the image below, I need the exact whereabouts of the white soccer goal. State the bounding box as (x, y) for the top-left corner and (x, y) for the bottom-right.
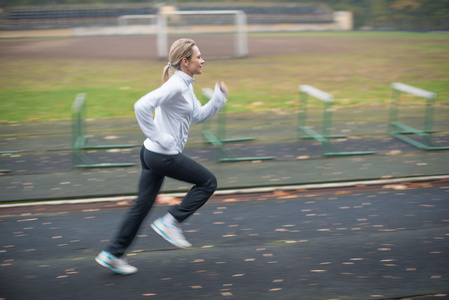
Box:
(118, 14), (157, 26)
(156, 10), (248, 59)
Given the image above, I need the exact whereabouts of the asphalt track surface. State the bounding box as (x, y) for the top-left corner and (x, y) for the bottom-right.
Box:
(1, 182), (448, 300)
(1, 34), (448, 300)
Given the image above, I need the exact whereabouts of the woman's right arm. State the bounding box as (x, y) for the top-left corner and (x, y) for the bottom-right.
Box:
(134, 84), (177, 148)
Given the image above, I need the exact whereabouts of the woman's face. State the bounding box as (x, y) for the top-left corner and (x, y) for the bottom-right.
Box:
(182, 46), (205, 77)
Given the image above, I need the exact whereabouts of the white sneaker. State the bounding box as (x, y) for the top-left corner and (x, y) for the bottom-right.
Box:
(151, 217), (192, 248)
(95, 250), (138, 275)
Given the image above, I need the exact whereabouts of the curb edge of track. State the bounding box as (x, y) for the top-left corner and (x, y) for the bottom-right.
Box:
(1, 174), (448, 208)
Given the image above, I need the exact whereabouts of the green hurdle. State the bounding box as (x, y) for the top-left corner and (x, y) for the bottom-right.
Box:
(298, 85), (376, 156)
(389, 82), (448, 150)
(72, 93), (137, 168)
(201, 88), (274, 162)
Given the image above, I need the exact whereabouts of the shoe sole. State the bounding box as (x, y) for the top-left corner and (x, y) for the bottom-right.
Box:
(151, 222), (191, 249)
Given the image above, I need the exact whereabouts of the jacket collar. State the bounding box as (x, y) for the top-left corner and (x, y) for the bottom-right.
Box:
(175, 70), (196, 86)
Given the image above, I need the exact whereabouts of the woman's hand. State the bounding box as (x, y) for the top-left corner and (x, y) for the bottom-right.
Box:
(218, 81), (228, 96)
(157, 133), (176, 149)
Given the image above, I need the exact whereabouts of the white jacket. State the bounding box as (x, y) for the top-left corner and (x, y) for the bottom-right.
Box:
(134, 70), (227, 155)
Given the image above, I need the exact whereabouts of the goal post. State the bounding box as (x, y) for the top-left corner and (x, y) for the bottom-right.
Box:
(157, 10), (248, 59)
(118, 14), (157, 26)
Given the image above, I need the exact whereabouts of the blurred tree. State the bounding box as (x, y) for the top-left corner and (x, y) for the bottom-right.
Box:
(420, 0), (449, 30)
(391, 0), (420, 10)
(389, 0), (420, 29)
(371, 0), (391, 28)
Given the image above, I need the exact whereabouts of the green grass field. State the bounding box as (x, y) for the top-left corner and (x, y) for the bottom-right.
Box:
(0, 31), (448, 123)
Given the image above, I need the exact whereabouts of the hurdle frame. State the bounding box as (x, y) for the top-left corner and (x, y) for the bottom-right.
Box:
(388, 82), (449, 150)
(72, 93), (137, 168)
(201, 88), (274, 162)
(298, 85), (376, 156)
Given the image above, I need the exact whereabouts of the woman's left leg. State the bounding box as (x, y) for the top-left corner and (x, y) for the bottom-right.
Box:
(156, 153), (217, 223)
(106, 147), (164, 257)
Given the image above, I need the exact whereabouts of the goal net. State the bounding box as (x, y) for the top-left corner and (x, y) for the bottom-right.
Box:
(156, 10), (248, 60)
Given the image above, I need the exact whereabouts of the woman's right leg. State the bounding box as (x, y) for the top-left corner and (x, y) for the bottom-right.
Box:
(106, 146), (164, 258)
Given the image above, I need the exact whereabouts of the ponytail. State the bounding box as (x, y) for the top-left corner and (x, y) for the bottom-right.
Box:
(162, 64), (171, 84)
(161, 38), (196, 84)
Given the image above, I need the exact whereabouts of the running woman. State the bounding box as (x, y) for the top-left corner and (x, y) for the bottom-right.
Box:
(96, 38), (228, 275)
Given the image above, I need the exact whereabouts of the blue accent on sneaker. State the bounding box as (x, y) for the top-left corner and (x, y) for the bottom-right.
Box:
(151, 217), (192, 248)
(152, 218), (173, 241)
(95, 250), (137, 275)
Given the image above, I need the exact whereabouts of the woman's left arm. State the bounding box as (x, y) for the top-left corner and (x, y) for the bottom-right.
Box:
(192, 81), (228, 124)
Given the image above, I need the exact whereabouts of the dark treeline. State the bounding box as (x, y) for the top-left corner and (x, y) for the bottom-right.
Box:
(1, 0), (448, 30)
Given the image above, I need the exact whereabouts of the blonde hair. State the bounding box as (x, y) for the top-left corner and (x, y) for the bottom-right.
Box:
(162, 38), (196, 84)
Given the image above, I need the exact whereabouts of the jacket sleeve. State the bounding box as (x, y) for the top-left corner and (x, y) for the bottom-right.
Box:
(134, 83), (178, 146)
(192, 82), (227, 124)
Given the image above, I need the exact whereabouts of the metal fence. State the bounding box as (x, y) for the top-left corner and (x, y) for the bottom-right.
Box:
(0, 3), (334, 30)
